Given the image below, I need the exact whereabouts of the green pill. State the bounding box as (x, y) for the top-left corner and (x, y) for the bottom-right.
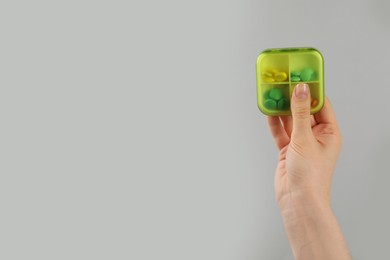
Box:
(291, 76), (301, 82)
(268, 88), (283, 101)
(277, 98), (289, 110)
(291, 71), (301, 77)
(264, 99), (277, 110)
(300, 68), (314, 82)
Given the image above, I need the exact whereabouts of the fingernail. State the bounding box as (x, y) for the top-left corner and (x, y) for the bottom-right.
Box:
(294, 83), (309, 99)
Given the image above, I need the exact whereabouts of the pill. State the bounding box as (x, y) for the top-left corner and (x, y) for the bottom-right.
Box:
(291, 71), (301, 77)
(291, 76), (301, 82)
(268, 88), (283, 101)
(263, 77), (275, 82)
(311, 98), (318, 107)
(300, 68), (315, 82)
(274, 72), (287, 82)
(262, 71), (273, 78)
(268, 68), (278, 75)
(264, 99), (277, 110)
(277, 98), (289, 110)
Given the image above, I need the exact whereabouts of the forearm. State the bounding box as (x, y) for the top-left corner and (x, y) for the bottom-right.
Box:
(280, 193), (351, 260)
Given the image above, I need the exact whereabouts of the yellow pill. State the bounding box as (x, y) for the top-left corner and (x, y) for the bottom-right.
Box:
(263, 77), (275, 82)
(261, 71), (273, 78)
(268, 68), (278, 75)
(274, 72), (287, 82)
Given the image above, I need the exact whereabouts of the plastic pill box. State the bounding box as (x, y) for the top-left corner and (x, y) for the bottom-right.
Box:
(256, 47), (324, 116)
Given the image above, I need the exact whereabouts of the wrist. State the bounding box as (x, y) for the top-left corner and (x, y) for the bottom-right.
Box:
(278, 190), (332, 221)
(278, 191), (350, 259)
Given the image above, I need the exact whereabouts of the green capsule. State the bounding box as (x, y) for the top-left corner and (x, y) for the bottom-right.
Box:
(277, 98), (289, 110)
(291, 76), (301, 82)
(300, 68), (314, 82)
(291, 71), (301, 77)
(268, 88), (283, 101)
(264, 99), (277, 110)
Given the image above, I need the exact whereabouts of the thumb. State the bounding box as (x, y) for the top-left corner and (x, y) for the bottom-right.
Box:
(291, 83), (313, 140)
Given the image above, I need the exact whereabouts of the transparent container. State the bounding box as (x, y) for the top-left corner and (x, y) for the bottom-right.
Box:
(256, 47), (324, 116)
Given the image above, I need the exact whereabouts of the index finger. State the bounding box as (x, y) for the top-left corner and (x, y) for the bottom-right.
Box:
(266, 116), (290, 150)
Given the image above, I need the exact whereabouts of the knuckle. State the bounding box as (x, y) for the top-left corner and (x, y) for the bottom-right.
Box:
(321, 124), (343, 148)
(321, 124), (336, 134)
(293, 106), (310, 119)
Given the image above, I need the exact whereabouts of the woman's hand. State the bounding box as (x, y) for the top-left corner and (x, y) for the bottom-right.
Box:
(267, 83), (342, 208)
(266, 83), (351, 259)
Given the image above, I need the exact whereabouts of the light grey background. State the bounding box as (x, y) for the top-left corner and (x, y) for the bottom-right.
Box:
(1, 0), (389, 259)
